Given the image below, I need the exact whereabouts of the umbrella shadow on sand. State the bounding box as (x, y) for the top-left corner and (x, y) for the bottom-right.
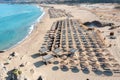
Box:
(103, 70), (113, 76)
(53, 61), (59, 65)
(60, 65), (69, 72)
(93, 69), (103, 75)
(71, 66), (80, 73)
(52, 66), (59, 71)
(82, 68), (90, 74)
(34, 61), (44, 68)
(31, 53), (41, 59)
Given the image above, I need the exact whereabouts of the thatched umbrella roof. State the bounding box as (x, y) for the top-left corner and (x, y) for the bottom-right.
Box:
(88, 54), (95, 57)
(112, 63), (120, 68)
(80, 61), (89, 67)
(87, 52), (95, 57)
(79, 52), (86, 56)
(70, 56), (78, 61)
(100, 52), (108, 55)
(93, 49), (102, 52)
(84, 45), (91, 49)
(105, 53), (113, 58)
(69, 59), (79, 66)
(95, 53), (104, 57)
(104, 63), (111, 67)
(81, 47), (85, 51)
(89, 48), (93, 51)
(79, 54), (85, 57)
(98, 57), (108, 62)
(102, 49), (109, 52)
(85, 48), (92, 52)
(101, 63), (111, 69)
(108, 58), (117, 62)
(88, 56), (97, 62)
(61, 55), (67, 60)
(60, 64), (65, 69)
(60, 60), (68, 65)
(79, 57), (87, 61)
(91, 62), (100, 68)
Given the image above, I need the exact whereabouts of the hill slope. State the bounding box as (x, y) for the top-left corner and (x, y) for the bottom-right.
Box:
(0, 0), (120, 3)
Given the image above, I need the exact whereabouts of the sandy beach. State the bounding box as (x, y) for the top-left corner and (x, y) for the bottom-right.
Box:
(0, 3), (120, 80)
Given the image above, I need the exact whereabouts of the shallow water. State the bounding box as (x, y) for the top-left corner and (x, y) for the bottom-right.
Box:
(0, 4), (44, 50)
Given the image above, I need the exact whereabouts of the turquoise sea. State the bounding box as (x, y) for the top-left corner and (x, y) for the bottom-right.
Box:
(0, 4), (44, 51)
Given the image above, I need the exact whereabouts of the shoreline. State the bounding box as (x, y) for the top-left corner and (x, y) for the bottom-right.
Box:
(2, 5), (45, 51)
(0, 3), (120, 80)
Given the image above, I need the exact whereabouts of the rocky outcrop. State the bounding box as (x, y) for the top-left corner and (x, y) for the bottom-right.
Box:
(0, 0), (120, 3)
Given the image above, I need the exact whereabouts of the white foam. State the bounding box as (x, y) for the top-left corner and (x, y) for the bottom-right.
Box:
(4, 5), (45, 51)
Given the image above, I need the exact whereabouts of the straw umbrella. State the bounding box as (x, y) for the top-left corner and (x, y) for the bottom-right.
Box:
(71, 55), (78, 60)
(88, 56), (97, 62)
(84, 45), (91, 49)
(101, 63), (111, 70)
(87, 52), (95, 57)
(105, 53), (113, 58)
(69, 59), (79, 67)
(80, 61), (89, 68)
(108, 58), (117, 62)
(103, 57), (108, 61)
(85, 48), (91, 52)
(68, 60), (75, 68)
(95, 53), (104, 57)
(61, 55), (67, 60)
(95, 44), (100, 48)
(60, 64), (65, 69)
(102, 49), (109, 53)
(83, 61), (89, 66)
(79, 52), (86, 56)
(60, 60), (68, 65)
(98, 57), (108, 63)
(81, 47), (85, 51)
(93, 49), (102, 52)
(92, 61), (100, 69)
(104, 63), (111, 67)
(99, 51), (104, 54)
(89, 48), (93, 51)
(79, 57), (87, 62)
(100, 52), (110, 56)
(112, 63), (120, 68)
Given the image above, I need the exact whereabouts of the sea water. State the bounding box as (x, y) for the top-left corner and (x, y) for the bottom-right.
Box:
(0, 4), (44, 50)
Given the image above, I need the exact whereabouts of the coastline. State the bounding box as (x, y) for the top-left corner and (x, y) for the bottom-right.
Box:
(3, 5), (45, 51)
(0, 3), (120, 80)
(0, 6), (48, 79)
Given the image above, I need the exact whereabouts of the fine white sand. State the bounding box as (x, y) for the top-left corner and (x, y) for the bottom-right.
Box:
(0, 3), (120, 80)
